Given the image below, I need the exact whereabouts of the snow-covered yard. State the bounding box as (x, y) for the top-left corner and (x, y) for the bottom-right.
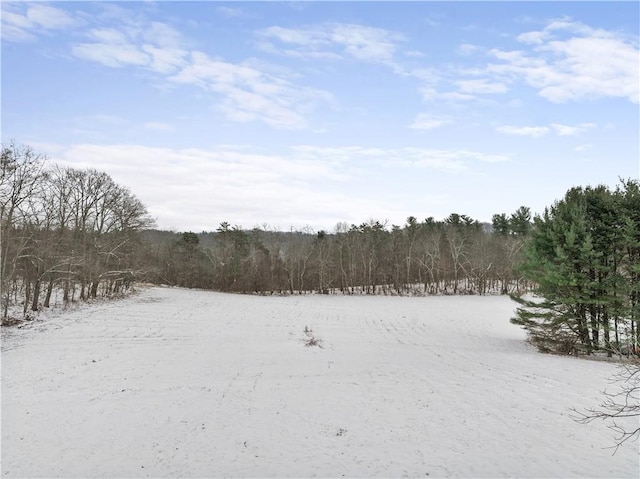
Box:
(2, 286), (638, 478)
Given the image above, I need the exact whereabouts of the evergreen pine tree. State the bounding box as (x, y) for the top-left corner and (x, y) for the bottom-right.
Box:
(491, 213), (510, 235)
(511, 184), (640, 355)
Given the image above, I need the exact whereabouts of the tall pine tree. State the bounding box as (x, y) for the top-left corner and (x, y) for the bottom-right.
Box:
(512, 181), (640, 356)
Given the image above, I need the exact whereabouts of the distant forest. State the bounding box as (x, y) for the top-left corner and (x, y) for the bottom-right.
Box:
(2, 142), (639, 358)
(141, 210), (532, 296)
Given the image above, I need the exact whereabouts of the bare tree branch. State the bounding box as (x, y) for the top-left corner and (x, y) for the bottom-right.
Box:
(571, 361), (640, 454)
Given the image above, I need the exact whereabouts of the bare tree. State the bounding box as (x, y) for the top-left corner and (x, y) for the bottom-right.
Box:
(468, 233), (494, 294)
(283, 227), (313, 294)
(1, 142), (46, 322)
(313, 230), (333, 294)
(1, 145), (154, 319)
(571, 361), (640, 453)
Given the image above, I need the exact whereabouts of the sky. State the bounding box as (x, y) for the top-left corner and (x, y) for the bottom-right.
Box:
(2, 1), (639, 233)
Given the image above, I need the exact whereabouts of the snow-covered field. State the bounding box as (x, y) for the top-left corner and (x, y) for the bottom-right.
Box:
(2, 286), (638, 478)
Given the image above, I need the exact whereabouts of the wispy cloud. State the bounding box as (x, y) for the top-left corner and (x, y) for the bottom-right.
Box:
(258, 23), (406, 71)
(487, 18), (639, 103)
(67, 11), (333, 130)
(420, 88), (478, 103)
(550, 122), (596, 136)
(291, 145), (509, 174)
(408, 114), (452, 130)
(72, 23), (188, 72)
(1, 3), (75, 41)
(497, 122), (596, 138)
(73, 41), (150, 68)
(496, 125), (550, 138)
(169, 52), (333, 129)
(416, 69), (508, 104)
(457, 43), (479, 56)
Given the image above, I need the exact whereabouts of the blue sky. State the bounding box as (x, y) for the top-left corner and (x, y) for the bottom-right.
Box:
(2, 1), (639, 232)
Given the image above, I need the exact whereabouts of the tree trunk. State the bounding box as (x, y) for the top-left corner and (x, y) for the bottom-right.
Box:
(44, 279), (54, 308)
(31, 278), (41, 312)
(603, 310), (611, 357)
(23, 279), (31, 316)
(90, 280), (99, 298)
(589, 305), (599, 348)
(576, 305), (592, 352)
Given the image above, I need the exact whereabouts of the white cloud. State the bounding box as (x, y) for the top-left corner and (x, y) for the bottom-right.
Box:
(261, 25), (325, 47)
(516, 30), (548, 45)
(258, 23), (405, 71)
(496, 126), (550, 138)
(72, 42), (150, 68)
(332, 23), (402, 64)
(27, 4), (74, 29)
(72, 23), (188, 72)
(220, 88), (306, 128)
(142, 45), (189, 74)
(497, 122), (596, 138)
(2, 3), (75, 41)
(170, 51), (333, 129)
(457, 43), (479, 55)
(550, 122), (595, 136)
(417, 72), (507, 104)
(409, 114), (452, 130)
(69, 19), (330, 129)
(424, 90), (478, 102)
(488, 19), (639, 103)
(538, 18), (594, 37)
(144, 22), (183, 48)
(89, 28), (129, 44)
(2, 20), (36, 42)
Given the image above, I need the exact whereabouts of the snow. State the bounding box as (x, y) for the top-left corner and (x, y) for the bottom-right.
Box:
(2, 286), (638, 478)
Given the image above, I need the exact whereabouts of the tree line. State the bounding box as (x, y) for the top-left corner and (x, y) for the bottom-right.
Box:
(1, 142), (153, 323)
(143, 210), (533, 297)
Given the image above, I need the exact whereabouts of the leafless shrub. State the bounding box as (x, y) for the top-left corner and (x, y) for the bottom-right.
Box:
(303, 325), (323, 348)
